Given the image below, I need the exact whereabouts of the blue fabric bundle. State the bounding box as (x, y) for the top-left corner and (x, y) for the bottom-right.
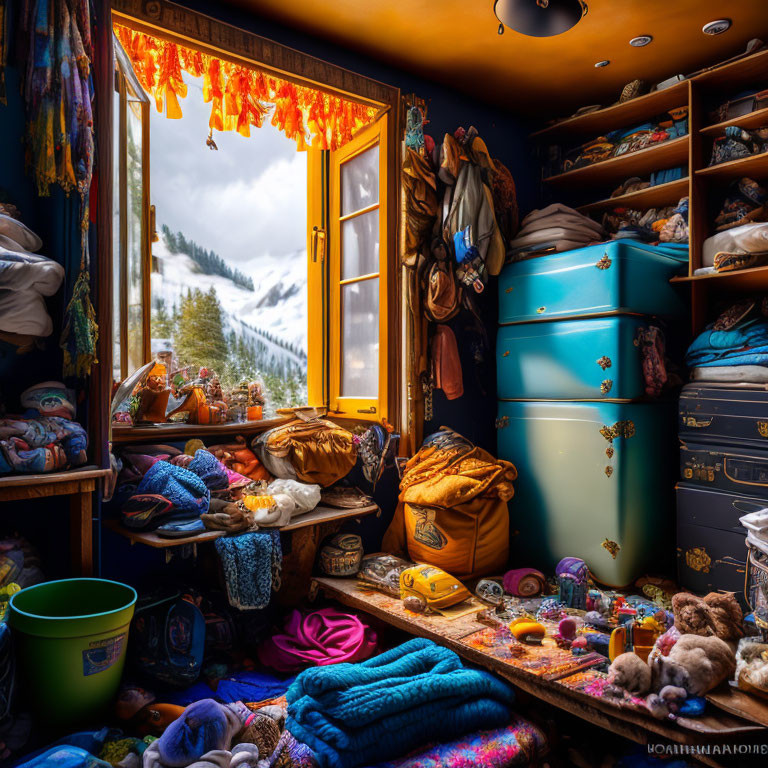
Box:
(686, 318), (768, 368)
(136, 461), (210, 516)
(286, 637), (515, 768)
(188, 449), (228, 490)
(214, 531), (282, 611)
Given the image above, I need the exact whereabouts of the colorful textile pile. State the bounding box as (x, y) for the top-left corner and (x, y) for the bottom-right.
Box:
(365, 718), (547, 768)
(258, 609), (378, 673)
(113, 24), (377, 151)
(286, 637), (516, 768)
(0, 416), (87, 474)
(215, 530), (282, 611)
(18, 0), (98, 377)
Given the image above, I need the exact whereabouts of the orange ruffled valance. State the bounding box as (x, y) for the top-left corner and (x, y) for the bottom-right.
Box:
(113, 23), (378, 151)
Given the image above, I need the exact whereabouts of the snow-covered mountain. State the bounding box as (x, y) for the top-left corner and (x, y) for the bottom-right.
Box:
(150, 234), (307, 369)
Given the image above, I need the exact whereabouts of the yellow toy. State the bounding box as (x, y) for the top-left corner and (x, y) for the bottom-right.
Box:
(609, 616), (665, 662)
(399, 564), (471, 613)
(509, 617), (546, 644)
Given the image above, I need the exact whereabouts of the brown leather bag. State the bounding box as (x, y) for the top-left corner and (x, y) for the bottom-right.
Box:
(424, 259), (460, 322)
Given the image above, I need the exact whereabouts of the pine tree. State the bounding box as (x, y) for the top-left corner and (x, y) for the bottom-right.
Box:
(151, 298), (175, 340)
(174, 287), (229, 374)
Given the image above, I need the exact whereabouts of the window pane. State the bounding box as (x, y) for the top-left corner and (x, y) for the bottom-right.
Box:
(126, 100), (144, 373)
(341, 143), (379, 216)
(341, 278), (378, 398)
(342, 209), (379, 280)
(113, 89), (122, 383)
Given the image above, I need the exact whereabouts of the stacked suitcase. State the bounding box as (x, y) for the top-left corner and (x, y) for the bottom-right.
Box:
(677, 384), (768, 601)
(496, 240), (688, 586)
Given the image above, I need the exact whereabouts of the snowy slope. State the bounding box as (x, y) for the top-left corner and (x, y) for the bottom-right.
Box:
(151, 235), (307, 367)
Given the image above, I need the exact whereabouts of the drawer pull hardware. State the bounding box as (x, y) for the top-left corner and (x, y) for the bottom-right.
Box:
(600, 379), (613, 395)
(599, 420), (635, 442)
(495, 416), (509, 429)
(536, 306), (546, 314)
(595, 254), (612, 270)
(596, 356), (612, 370)
(357, 407), (377, 414)
(502, 350), (510, 357)
(682, 416), (713, 428)
(758, 421), (768, 438)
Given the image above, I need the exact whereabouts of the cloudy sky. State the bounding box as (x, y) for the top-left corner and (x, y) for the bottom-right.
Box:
(149, 73), (308, 277)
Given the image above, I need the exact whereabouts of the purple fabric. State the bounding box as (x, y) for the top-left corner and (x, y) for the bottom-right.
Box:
(257, 608), (378, 673)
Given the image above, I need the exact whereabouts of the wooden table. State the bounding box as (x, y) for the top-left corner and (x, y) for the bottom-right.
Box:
(0, 467), (112, 576)
(313, 577), (768, 767)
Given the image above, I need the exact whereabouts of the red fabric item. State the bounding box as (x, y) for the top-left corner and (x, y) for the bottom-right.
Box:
(432, 325), (464, 400)
(257, 608), (378, 673)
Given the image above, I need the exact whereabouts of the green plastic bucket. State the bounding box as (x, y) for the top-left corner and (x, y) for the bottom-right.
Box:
(9, 578), (137, 725)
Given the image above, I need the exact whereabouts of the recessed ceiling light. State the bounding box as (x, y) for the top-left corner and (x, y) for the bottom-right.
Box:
(595, 59), (610, 68)
(702, 19), (731, 36)
(629, 35), (653, 47)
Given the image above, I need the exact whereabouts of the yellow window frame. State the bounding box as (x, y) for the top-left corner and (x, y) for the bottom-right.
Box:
(320, 116), (390, 422)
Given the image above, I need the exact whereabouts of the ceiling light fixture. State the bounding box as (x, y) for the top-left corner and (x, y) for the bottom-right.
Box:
(702, 19), (731, 36)
(494, 0), (588, 38)
(595, 59), (610, 68)
(629, 35), (653, 47)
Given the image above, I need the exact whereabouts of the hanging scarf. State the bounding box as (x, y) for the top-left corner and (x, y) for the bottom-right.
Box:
(19, 0), (98, 378)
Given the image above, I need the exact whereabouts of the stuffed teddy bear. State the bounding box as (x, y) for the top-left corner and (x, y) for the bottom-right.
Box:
(672, 591), (743, 641)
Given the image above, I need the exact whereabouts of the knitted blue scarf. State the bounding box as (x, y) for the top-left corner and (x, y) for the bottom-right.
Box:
(286, 637), (515, 768)
(214, 530), (282, 611)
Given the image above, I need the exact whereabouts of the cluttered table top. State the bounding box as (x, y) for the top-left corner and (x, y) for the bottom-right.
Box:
(312, 576), (768, 765)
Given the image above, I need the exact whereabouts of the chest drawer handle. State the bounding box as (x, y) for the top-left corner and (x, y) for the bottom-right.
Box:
(682, 416), (713, 428)
(536, 306), (546, 314)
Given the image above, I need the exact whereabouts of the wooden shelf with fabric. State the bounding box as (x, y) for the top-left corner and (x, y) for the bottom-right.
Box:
(543, 137), (689, 189)
(671, 265), (768, 291)
(0, 467), (112, 576)
(576, 177), (690, 214)
(312, 576), (767, 767)
(531, 81), (689, 140)
(104, 503), (380, 549)
(694, 151), (768, 181)
(700, 106), (768, 136)
(111, 417), (290, 445)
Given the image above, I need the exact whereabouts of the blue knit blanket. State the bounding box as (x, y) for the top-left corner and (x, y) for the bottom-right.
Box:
(286, 637), (515, 768)
(214, 530), (281, 611)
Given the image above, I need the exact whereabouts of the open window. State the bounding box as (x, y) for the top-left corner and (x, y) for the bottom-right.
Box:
(112, 37), (151, 382)
(111, 15), (399, 426)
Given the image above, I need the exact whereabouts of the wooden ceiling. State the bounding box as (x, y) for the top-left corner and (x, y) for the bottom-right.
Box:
(222, 0), (768, 116)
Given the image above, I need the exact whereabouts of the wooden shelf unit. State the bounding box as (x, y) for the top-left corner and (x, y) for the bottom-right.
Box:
(530, 47), (768, 333)
(104, 503), (380, 549)
(543, 136), (689, 189)
(111, 417), (289, 444)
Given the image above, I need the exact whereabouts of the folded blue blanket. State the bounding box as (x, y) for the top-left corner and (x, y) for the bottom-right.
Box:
(686, 319), (768, 368)
(287, 638), (515, 768)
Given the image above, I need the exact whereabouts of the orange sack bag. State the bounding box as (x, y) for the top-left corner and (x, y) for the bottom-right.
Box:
(383, 428), (517, 580)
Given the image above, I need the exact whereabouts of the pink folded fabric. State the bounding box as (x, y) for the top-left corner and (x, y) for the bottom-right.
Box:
(257, 608), (378, 673)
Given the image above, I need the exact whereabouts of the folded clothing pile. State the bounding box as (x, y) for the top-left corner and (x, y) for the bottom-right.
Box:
(603, 197), (689, 244)
(121, 460), (210, 532)
(253, 418), (356, 488)
(286, 637), (515, 768)
(700, 222), (768, 274)
(0, 415), (87, 474)
(508, 203), (604, 259)
(686, 300), (768, 382)
(714, 177), (767, 232)
(740, 508), (768, 558)
(0, 212), (64, 338)
(709, 125), (768, 167)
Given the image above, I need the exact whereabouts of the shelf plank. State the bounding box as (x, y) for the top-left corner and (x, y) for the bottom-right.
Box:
(543, 137), (689, 189)
(111, 417), (289, 444)
(671, 265), (768, 291)
(576, 177), (689, 214)
(531, 81), (689, 140)
(701, 106), (768, 136)
(104, 503), (379, 549)
(695, 151), (768, 181)
(690, 48), (768, 91)
(0, 466), (110, 489)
